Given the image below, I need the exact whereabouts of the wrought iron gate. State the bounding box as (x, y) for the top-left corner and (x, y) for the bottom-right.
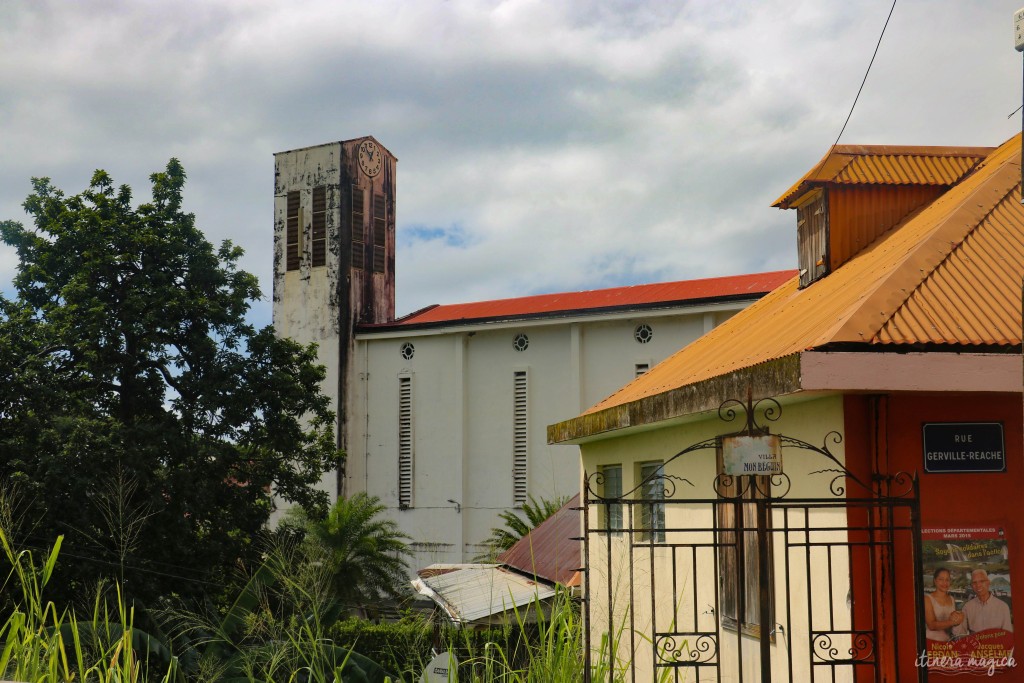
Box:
(581, 397), (923, 682)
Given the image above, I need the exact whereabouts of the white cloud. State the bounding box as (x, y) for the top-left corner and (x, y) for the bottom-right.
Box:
(1, 0), (1020, 317)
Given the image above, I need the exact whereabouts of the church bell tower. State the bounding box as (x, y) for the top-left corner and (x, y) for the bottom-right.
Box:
(272, 136), (397, 499)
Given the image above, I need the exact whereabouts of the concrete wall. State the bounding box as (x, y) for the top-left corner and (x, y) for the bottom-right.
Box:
(348, 304), (749, 568)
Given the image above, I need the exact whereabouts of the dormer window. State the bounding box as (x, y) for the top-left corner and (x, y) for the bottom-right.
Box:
(774, 145), (992, 289)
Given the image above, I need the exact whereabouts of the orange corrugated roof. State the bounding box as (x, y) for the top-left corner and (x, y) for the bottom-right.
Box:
(379, 271), (795, 327)
(586, 135), (1022, 416)
(773, 145), (992, 209)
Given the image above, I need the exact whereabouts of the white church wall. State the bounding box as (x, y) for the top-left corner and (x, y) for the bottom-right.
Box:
(348, 303), (753, 568)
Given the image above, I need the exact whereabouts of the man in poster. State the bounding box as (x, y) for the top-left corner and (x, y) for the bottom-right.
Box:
(954, 569), (1014, 635)
(921, 527), (1015, 675)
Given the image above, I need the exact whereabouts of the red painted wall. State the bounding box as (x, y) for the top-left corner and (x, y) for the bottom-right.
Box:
(845, 393), (1023, 681)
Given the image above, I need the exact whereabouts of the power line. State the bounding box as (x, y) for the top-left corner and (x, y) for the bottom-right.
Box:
(12, 540), (224, 588)
(807, 0), (898, 179)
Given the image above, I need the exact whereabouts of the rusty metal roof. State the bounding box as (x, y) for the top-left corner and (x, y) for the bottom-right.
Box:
(580, 136), (1023, 418)
(368, 271), (795, 330)
(773, 145), (992, 209)
(497, 494), (580, 586)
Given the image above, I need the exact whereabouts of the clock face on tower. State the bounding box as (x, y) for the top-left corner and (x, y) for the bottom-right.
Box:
(357, 139), (383, 177)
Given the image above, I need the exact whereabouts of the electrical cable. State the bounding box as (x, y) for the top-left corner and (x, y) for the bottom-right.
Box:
(805, 0), (898, 180)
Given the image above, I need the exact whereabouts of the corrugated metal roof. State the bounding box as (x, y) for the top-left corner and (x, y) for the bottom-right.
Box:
(375, 271), (795, 328)
(497, 494), (580, 586)
(773, 145), (992, 209)
(583, 135), (1023, 416)
(414, 565), (556, 624)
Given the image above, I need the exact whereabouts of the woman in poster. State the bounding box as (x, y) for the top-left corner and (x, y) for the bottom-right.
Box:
(924, 567), (963, 641)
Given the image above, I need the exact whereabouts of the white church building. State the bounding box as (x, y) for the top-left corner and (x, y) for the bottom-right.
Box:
(272, 135), (792, 567)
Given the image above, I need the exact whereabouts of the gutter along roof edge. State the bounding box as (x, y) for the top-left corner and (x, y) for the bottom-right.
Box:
(356, 291), (773, 334)
(548, 355), (803, 444)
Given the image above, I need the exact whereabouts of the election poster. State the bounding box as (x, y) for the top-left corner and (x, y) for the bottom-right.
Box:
(919, 527), (1015, 676)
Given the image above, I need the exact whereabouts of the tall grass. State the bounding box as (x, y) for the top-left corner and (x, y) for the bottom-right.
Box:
(1, 523), (648, 682)
(0, 528), (176, 682)
(449, 588), (633, 683)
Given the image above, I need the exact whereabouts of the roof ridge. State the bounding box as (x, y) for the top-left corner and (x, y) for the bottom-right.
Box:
(826, 140), (1021, 344)
(831, 144), (994, 157)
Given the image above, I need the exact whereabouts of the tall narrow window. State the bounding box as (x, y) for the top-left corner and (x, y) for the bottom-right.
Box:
(398, 375), (413, 509)
(285, 190), (300, 271)
(716, 442), (773, 637)
(512, 370), (528, 505)
(601, 464), (623, 532)
(372, 193), (386, 273)
(311, 186), (327, 267)
(638, 461), (665, 542)
(351, 185), (365, 269)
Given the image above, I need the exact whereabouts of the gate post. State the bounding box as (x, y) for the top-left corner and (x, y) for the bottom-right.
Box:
(581, 471), (592, 683)
(758, 498), (772, 681)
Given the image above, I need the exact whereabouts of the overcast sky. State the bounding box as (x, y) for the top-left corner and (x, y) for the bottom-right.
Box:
(2, 1), (1021, 327)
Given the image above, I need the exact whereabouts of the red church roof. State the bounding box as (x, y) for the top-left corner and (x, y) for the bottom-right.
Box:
(369, 270), (795, 330)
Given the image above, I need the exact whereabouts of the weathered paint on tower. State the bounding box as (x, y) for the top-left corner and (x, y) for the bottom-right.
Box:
(272, 137), (397, 501)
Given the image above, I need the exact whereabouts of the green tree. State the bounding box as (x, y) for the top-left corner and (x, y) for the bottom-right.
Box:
(288, 493), (411, 614)
(0, 161), (341, 606)
(476, 495), (569, 562)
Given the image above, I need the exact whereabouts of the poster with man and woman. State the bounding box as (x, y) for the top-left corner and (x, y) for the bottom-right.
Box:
(921, 527), (1014, 675)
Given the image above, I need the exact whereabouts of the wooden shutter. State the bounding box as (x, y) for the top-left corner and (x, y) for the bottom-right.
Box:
(351, 185), (365, 269)
(372, 193), (386, 273)
(311, 186), (327, 267)
(285, 190), (300, 271)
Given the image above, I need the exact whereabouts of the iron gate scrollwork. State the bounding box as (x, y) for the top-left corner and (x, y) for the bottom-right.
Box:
(581, 395), (923, 683)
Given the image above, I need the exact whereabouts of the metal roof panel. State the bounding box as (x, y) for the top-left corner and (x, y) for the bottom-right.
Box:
(582, 136), (1022, 417)
(418, 565), (556, 623)
(772, 145), (992, 208)
(497, 494), (580, 586)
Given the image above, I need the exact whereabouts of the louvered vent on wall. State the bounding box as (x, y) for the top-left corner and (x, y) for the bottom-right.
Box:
(512, 370), (528, 505)
(372, 193), (386, 273)
(311, 186), (327, 267)
(351, 185), (365, 269)
(286, 190), (300, 271)
(398, 375), (413, 509)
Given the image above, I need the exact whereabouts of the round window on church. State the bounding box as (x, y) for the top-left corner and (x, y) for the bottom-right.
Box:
(400, 342), (415, 360)
(512, 333), (529, 352)
(634, 324), (653, 344)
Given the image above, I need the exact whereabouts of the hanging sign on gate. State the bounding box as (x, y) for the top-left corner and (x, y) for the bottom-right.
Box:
(722, 434), (782, 476)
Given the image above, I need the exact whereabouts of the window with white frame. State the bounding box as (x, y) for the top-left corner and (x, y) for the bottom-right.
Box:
(397, 375), (413, 509)
(601, 464), (623, 532)
(638, 461), (665, 542)
(512, 370), (528, 505)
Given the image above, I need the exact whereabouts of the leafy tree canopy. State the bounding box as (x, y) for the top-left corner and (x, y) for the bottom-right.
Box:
(0, 161), (341, 606)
